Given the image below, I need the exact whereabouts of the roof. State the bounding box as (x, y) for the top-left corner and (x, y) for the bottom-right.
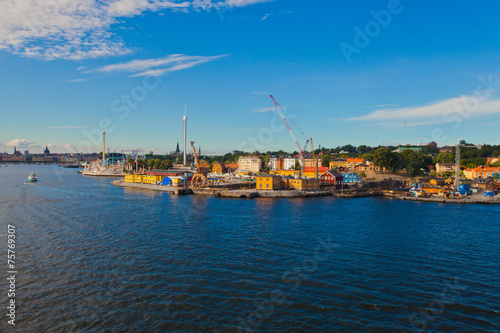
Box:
(471, 178), (493, 184)
(257, 174), (279, 178)
(304, 166), (329, 172)
(320, 170), (343, 178)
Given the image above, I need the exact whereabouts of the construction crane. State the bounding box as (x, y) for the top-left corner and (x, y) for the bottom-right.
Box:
(270, 95), (307, 178)
(270, 95), (304, 154)
(190, 141), (208, 188)
(311, 138), (318, 179)
(454, 141), (476, 191)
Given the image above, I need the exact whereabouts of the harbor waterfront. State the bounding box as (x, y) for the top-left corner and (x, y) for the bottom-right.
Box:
(1, 165), (499, 332)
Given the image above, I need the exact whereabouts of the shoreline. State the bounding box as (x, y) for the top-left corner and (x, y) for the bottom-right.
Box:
(111, 180), (500, 204)
(111, 180), (384, 200)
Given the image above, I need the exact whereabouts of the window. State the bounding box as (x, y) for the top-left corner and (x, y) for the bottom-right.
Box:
(266, 184), (269, 188)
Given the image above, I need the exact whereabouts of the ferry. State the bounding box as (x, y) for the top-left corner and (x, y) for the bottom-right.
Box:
(28, 173), (37, 182)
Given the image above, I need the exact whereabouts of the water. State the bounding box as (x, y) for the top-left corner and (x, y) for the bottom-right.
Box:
(0, 165), (499, 332)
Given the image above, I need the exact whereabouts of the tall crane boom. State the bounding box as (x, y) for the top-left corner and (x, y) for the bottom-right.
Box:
(270, 95), (303, 154)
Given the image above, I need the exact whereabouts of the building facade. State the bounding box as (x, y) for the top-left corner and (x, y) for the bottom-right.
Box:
(304, 158), (322, 168)
(320, 170), (344, 189)
(256, 175), (282, 190)
(212, 162), (226, 174)
(436, 163), (457, 173)
(238, 156), (262, 174)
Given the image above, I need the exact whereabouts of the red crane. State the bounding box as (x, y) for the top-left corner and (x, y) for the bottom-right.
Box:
(270, 95), (303, 154)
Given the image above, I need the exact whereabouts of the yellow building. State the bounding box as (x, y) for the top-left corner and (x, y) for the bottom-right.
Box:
(304, 158), (322, 168)
(330, 159), (348, 169)
(256, 175), (282, 190)
(134, 174), (144, 183)
(284, 178), (322, 190)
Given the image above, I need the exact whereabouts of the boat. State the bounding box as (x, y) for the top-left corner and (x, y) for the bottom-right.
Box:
(27, 173), (37, 182)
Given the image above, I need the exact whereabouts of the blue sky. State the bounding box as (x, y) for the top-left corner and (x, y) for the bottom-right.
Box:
(1, 0), (500, 154)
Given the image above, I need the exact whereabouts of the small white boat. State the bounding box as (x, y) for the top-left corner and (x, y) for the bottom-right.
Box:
(28, 173), (37, 182)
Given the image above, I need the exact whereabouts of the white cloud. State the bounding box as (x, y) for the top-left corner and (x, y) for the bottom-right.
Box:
(250, 106), (275, 113)
(0, 0), (273, 61)
(94, 54), (228, 77)
(3, 139), (40, 148)
(65, 78), (88, 83)
(76, 66), (86, 70)
(348, 94), (500, 124)
(261, 12), (273, 20)
(50, 125), (85, 128)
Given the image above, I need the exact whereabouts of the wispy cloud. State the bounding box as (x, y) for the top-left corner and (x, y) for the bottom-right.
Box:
(93, 54), (229, 77)
(250, 106), (275, 113)
(252, 91), (269, 95)
(0, 0), (273, 61)
(261, 13), (273, 20)
(64, 79), (88, 83)
(3, 139), (40, 148)
(76, 66), (86, 71)
(348, 95), (500, 124)
(50, 126), (85, 129)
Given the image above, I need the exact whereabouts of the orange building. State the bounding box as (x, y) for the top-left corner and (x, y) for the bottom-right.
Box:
(225, 163), (239, 173)
(464, 166), (500, 179)
(212, 162), (226, 174)
(346, 158), (364, 169)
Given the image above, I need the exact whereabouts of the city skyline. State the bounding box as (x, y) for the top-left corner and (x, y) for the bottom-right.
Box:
(1, 0), (500, 154)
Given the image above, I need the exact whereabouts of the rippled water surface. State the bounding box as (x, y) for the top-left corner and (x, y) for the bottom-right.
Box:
(1, 165), (499, 332)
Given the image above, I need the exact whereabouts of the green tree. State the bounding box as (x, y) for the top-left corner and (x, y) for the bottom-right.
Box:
(322, 155), (331, 168)
(147, 159), (155, 169)
(435, 153), (454, 164)
(357, 145), (368, 153)
(403, 151), (428, 176)
(363, 153), (374, 162)
(493, 173), (499, 180)
(373, 147), (394, 170)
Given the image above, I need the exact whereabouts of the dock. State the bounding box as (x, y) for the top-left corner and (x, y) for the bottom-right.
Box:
(111, 180), (332, 198)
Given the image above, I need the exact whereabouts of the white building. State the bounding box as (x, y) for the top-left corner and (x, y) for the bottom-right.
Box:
(268, 157), (278, 171)
(238, 156), (262, 174)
